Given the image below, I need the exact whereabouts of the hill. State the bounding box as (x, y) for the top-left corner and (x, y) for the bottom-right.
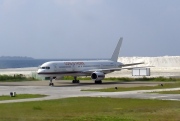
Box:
(0, 56), (34, 60)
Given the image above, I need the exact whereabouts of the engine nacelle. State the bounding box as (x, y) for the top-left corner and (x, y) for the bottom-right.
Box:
(91, 72), (105, 81)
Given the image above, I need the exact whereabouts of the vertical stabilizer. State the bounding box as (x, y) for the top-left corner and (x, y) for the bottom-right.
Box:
(111, 37), (123, 62)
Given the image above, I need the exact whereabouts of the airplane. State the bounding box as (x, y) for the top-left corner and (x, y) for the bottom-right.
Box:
(37, 37), (143, 86)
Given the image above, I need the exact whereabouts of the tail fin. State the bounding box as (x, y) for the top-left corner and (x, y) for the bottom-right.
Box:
(111, 37), (123, 62)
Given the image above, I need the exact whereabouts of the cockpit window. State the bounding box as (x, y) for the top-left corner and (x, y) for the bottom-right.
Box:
(41, 67), (50, 69)
(46, 67), (50, 69)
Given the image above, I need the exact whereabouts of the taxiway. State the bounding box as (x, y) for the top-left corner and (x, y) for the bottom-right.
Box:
(0, 80), (180, 103)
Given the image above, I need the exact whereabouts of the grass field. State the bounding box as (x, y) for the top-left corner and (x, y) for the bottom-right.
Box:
(0, 97), (180, 121)
(0, 94), (46, 101)
(0, 76), (180, 120)
(82, 82), (180, 92)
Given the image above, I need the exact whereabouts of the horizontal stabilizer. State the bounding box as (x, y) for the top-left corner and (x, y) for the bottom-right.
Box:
(120, 62), (144, 67)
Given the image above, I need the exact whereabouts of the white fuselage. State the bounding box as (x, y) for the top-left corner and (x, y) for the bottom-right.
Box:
(37, 37), (124, 83)
(37, 60), (122, 78)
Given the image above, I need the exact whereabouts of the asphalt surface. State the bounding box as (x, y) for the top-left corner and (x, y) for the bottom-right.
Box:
(0, 80), (180, 103)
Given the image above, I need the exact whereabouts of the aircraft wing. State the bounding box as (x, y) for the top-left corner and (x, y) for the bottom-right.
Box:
(82, 62), (145, 73)
(82, 68), (122, 74)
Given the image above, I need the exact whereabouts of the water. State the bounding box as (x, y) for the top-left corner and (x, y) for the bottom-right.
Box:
(0, 59), (59, 69)
(0, 59), (106, 69)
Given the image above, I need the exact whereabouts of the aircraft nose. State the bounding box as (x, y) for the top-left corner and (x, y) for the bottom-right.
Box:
(37, 69), (42, 74)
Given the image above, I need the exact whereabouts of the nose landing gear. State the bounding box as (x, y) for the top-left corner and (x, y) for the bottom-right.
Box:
(49, 77), (56, 86)
(49, 78), (54, 86)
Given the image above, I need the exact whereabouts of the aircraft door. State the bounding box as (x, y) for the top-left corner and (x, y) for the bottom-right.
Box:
(54, 64), (57, 72)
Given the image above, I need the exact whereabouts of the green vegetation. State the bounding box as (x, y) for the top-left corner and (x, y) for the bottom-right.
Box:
(63, 76), (180, 82)
(63, 76), (91, 80)
(1, 74), (180, 82)
(0, 94), (46, 101)
(0, 97), (180, 121)
(151, 90), (180, 94)
(0, 74), (38, 82)
(82, 82), (180, 92)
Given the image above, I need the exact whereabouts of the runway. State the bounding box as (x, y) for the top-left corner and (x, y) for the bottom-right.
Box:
(0, 80), (180, 103)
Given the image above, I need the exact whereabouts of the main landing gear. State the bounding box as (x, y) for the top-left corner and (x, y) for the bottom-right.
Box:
(95, 80), (102, 84)
(72, 76), (80, 83)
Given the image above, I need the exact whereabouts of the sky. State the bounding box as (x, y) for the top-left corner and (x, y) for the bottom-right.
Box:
(0, 0), (180, 59)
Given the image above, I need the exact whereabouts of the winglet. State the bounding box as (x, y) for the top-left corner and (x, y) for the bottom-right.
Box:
(111, 37), (123, 62)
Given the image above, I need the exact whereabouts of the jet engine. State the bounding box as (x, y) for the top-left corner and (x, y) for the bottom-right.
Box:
(91, 72), (105, 81)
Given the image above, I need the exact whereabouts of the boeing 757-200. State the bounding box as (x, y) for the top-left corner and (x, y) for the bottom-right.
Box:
(37, 37), (143, 86)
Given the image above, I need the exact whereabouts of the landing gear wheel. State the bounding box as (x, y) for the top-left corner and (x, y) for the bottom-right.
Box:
(95, 80), (102, 84)
(49, 77), (54, 86)
(72, 76), (80, 83)
(49, 82), (54, 86)
(72, 80), (80, 83)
